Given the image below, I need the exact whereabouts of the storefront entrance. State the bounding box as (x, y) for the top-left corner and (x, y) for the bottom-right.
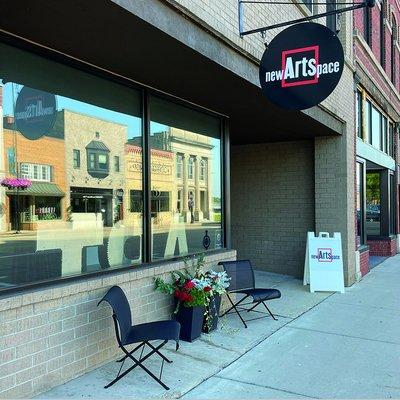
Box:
(70, 187), (114, 227)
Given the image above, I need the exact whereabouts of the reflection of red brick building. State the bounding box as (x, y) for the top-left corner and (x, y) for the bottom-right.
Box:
(2, 117), (67, 231)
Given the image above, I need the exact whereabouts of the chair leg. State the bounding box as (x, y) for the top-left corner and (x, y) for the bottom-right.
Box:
(105, 341), (170, 390)
(117, 342), (145, 363)
(146, 341), (173, 363)
(246, 301), (261, 312)
(222, 293), (249, 328)
(262, 301), (278, 320)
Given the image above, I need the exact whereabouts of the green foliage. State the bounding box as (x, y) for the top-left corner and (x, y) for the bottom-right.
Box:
(154, 277), (174, 295)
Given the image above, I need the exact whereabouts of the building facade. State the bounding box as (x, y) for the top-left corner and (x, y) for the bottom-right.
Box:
(0, 0), (397, 397)
(354, 0), (400, 276)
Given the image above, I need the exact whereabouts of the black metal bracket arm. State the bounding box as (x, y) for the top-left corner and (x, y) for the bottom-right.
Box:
(238, 0), (375, 36)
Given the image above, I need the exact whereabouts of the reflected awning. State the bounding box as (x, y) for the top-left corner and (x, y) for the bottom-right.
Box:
(6, 182), (65, 197)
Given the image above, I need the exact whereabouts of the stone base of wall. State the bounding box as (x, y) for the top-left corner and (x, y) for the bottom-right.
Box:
(367, 238), (397, 256)
(0, 250), (236, 399)
(359, 249), (370, 276)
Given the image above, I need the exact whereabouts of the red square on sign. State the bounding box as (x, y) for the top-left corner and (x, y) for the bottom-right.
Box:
(281, 46), (319, 88)
(317, 248), (333, 263)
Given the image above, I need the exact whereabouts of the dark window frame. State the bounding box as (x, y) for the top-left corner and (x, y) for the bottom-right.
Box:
(114, 155), (120, 172)
(326, 0), (337, 32)
(73, 149), (80, 169)
(391, 15), (397, 84)
(86, 149), (110, 174)
(0, 32), (230, 296)
(364, 6), (372, 46)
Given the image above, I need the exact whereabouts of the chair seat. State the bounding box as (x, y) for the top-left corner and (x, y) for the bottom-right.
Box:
(239, 288), (281, 303)
(124, 320), (181, 345)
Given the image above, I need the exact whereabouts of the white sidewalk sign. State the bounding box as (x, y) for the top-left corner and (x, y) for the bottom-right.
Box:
(304, 232), (345, 293)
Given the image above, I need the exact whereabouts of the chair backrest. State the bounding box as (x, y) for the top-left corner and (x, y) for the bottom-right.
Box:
(98, 286), (132, 343)
(218, 260), (255, 291)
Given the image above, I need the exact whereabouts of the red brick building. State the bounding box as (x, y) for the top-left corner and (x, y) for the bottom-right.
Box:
(354, 0), (400, 276)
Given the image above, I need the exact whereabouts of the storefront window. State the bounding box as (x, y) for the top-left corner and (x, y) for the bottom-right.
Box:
(176, 154), (183, 178)
(356, 162), (365, 246)
(381, 116), (387, 153)
(73, 149), (80, 169)
(149, 96), (223, 261)
(390, 173), (396, 235)
(366, 171), (381, 236)
(389, 122), (395, 157)
(366, 100), (371, 143)
(0, 42), (143, 288)
(356, 90), (363, 139)
(371, 106), (381, 150)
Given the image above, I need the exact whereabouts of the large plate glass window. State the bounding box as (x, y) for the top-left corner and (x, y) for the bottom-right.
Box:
(371, 105), (381, 150)
(366, 171), (381, 236)
(356, 90), (363, 139)
(390, 172), (396, 235)
(356, 162), (365, 246)
(0, 42), (143, 290)
(149, 96), (223, 260)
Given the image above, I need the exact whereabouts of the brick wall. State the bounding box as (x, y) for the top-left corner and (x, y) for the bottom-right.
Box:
(367, 238), (397, 256)
(0, 250), (236, 398)
(359, 248), (370, 276)
(231, 141), (314, 278)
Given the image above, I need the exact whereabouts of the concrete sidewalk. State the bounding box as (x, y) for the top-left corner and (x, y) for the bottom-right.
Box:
(38, 256), (400, 399)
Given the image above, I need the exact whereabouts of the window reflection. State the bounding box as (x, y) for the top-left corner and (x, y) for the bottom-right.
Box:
(366, 171), (381, 236)
(356, 162), (365, 246)
(149, 96), (223, 260)
(0, 43), (143, 288)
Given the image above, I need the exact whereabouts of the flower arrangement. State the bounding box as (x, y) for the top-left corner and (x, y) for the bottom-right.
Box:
(0, 177), (32, 190)
(154, 254), (230, 313)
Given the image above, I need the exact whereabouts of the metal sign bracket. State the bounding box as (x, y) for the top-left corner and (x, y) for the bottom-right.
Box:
(238, 0), (375, 37)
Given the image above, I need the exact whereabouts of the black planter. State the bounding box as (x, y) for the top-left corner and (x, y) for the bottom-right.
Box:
(202, 294), (221, 333)
(175, 304), (205, 342)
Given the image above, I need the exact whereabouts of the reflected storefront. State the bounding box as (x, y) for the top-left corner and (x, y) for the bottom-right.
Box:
(0, 41), (225, 290)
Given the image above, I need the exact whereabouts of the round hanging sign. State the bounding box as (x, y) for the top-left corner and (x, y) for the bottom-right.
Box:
(259, 23), (344, 110)
(14, 86), (57, 140)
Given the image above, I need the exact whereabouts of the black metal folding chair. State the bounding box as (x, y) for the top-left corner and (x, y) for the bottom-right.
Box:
(219, 260), (281, 328)
(98, 286), (180, 390)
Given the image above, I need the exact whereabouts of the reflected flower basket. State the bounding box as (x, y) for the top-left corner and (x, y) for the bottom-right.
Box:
(0, 177), (32, 190)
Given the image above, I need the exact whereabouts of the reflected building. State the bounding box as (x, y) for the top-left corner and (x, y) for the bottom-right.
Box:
(167, 127), (214, 223)
(125, 144), (174, 228)
(126, 127), (214, 228)
(63, 110), (126, 228)
(1, 113), (67, 232)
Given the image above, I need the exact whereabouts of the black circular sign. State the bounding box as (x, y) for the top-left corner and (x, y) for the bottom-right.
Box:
(259, 23), (344, 110)
(14, 86), (57, 140)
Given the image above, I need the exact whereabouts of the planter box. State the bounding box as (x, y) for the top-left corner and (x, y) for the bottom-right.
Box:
(175, 304), (205, 342)
(202, 294), (221, 333)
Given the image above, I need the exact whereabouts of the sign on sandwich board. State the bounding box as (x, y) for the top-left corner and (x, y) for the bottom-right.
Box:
(304, 231), (345, 293)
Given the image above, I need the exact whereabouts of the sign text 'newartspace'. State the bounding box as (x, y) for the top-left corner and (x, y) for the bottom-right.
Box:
(259, 23), (344, 110)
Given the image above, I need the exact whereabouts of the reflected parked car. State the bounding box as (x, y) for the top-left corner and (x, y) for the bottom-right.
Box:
(366, 204), (380, 222)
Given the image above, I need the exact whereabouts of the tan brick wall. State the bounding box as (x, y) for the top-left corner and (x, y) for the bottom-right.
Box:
(231, 141), (314, 277)
(0, 250), (235, 399)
